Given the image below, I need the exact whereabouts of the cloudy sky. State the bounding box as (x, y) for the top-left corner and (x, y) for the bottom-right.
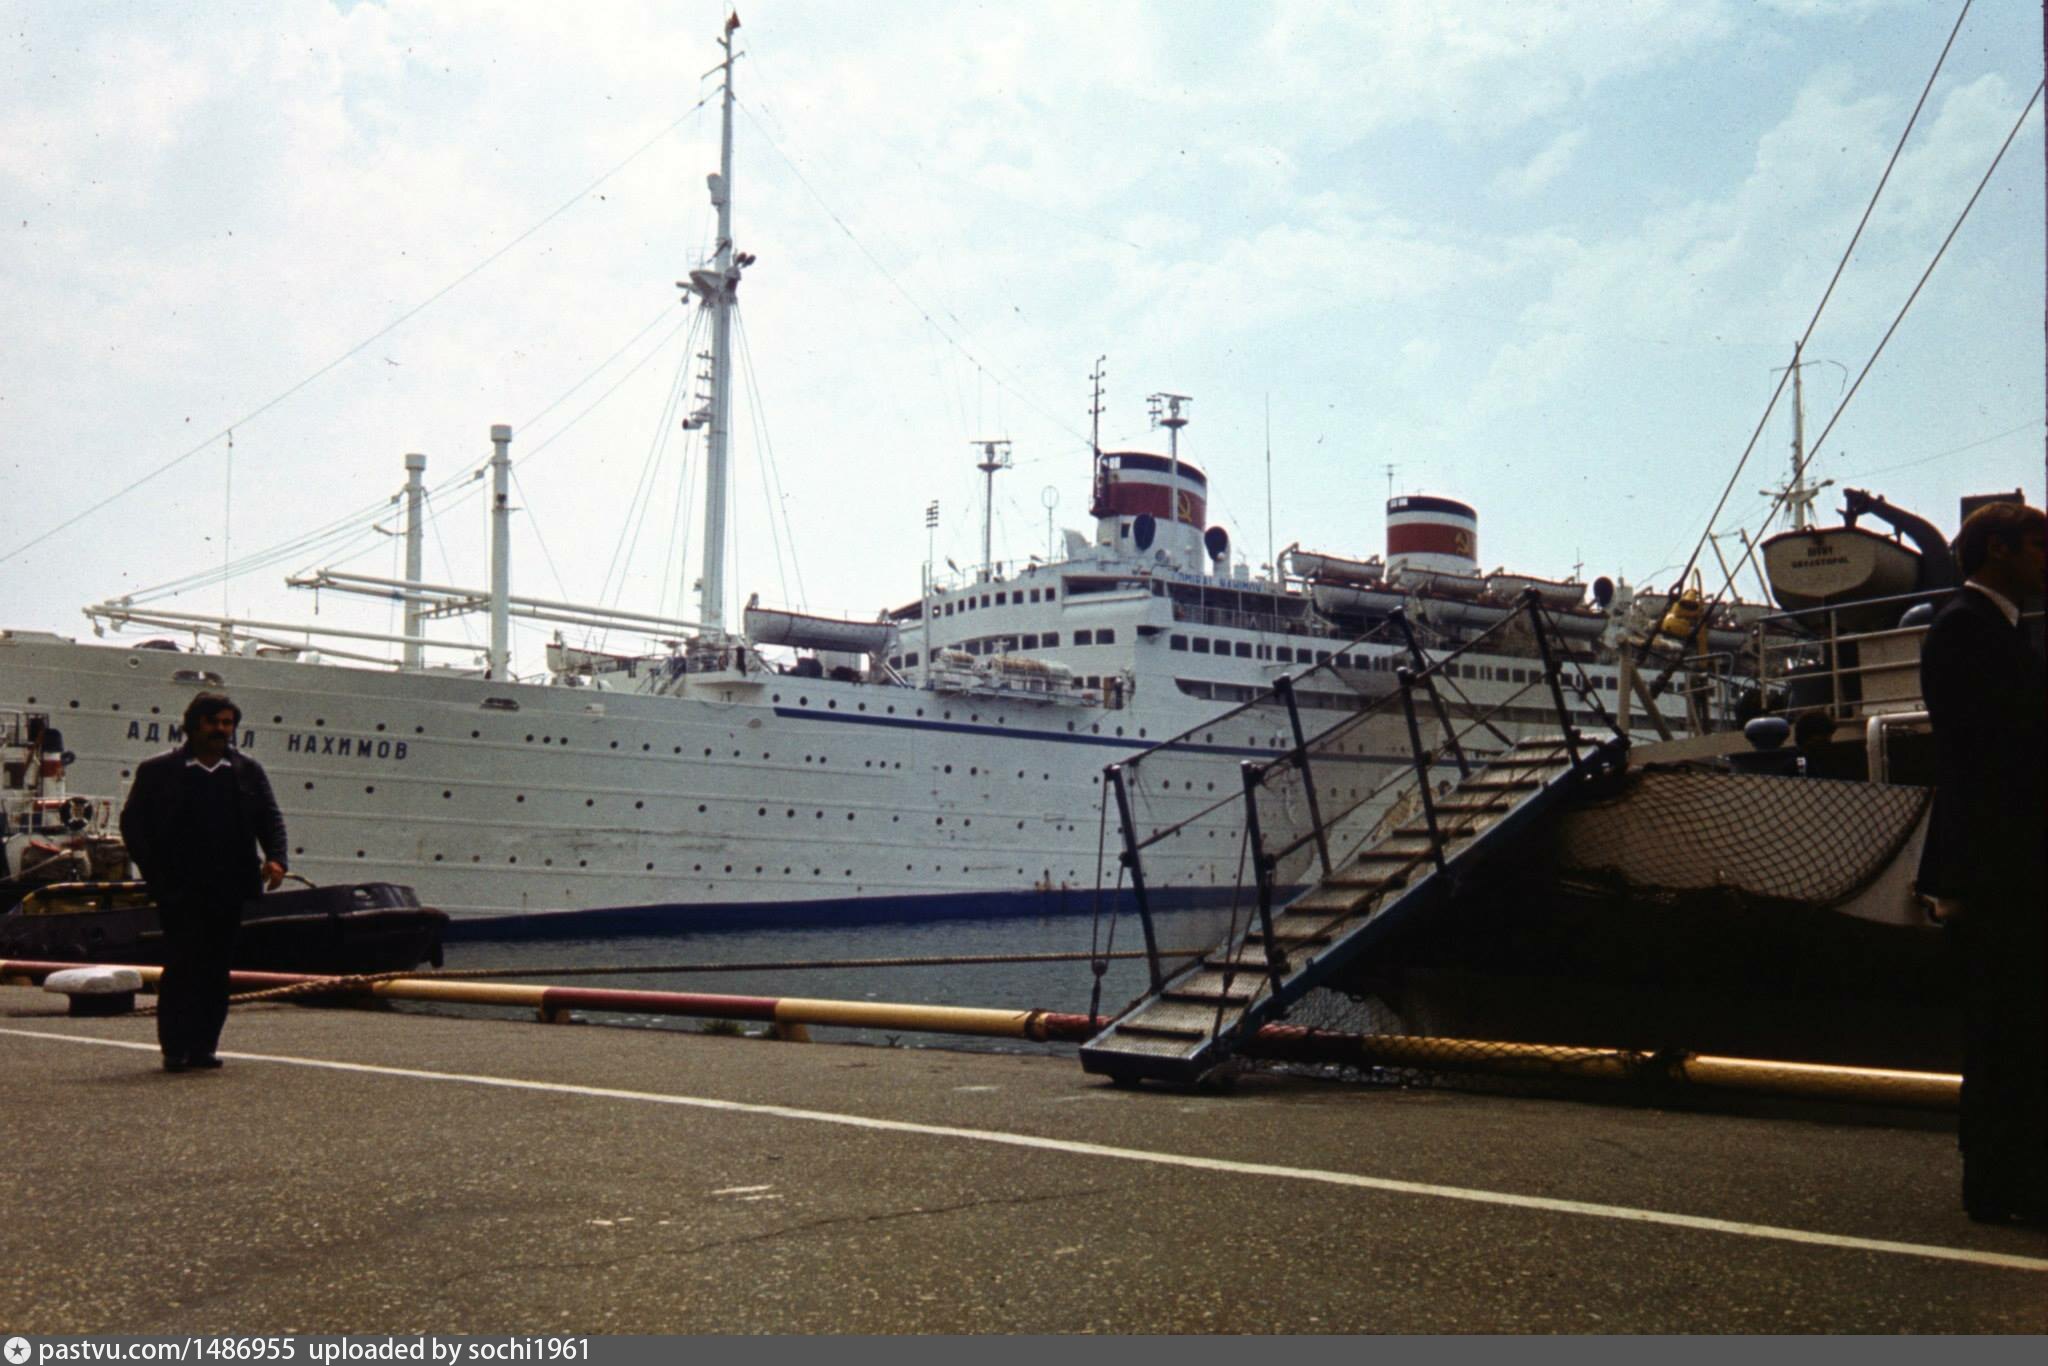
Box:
(2, 0), (2040, 672)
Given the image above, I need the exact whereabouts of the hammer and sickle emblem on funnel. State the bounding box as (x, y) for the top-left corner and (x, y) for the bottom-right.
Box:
(1454, 529), (1472, 555)
(1176, 490), (1195, 524)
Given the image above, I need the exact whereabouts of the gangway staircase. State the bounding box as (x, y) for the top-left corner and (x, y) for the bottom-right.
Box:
(1079, 593), (1632, 1087)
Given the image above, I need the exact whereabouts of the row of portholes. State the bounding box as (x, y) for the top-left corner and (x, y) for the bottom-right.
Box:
(62, 692), (1145, 752)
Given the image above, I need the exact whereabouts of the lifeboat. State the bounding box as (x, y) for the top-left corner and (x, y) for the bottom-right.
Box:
(1486, 571), (1585, 608)
(1283, 545), (1385, 586)
(1309, 581), (1407, 618)
(1761, 526), (1919, 629)
(1388, 565), (1488, 599)
(744, 601), (896, 654)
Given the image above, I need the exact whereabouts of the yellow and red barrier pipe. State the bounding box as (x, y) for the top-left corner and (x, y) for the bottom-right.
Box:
(0, 958), (1959, 1108)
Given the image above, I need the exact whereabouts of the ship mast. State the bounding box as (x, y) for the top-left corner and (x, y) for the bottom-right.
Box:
(682, 14), (747, 635)
(1767, 342), (1831, 531)
(974, 439), (1012, 581)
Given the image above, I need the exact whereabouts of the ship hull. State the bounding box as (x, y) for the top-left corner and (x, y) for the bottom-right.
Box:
(1, 633), (1419, 928)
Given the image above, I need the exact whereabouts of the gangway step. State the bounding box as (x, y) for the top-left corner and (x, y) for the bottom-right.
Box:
(1080, 730), (1626, 1087)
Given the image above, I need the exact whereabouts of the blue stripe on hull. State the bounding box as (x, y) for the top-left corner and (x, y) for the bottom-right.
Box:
(443, 884), (1254, 941)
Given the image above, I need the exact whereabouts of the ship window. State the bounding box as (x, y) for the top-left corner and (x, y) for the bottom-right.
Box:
(1235, 642), (1253, 658)
(981, 595), (991, 608)
(904, 651), (919, 667)
(1045, 587), (1057, 601)
(1042, 632), (1058, 647)
(1096, 628), (1116, 644)
(996, 592), (1007, 605)
(1193, 638), (1211, 654)
(1074, 629), (1093, 645)
(1029, 589), (1041, 603)
(888, 656), (901, 669)
(1317, 651), (1332, 664)
(1275, 647), (1292, 663)
(1022, 634), (1040, 650)
(1169, 634), (1187, 651)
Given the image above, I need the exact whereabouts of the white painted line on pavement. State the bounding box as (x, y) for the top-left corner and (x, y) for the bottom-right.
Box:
(7, 1025), (2043, 1274)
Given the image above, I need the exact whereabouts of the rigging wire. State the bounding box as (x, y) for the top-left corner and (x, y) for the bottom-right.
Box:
(1662, 0), (1977, 604)
(509, 467), (574, 605)
(734, 99), (1088, 447)
(1834, 417), (2043, 481)
(2, 94), (717, 571)
(1704, 77), (2044, 607)
(733, 308), (806, 610)
(1647, 0), (1977, 622)
(600, 319), (700, 615)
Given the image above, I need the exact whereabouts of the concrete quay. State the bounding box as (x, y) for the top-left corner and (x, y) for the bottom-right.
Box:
(2, 986), (2043, 1334)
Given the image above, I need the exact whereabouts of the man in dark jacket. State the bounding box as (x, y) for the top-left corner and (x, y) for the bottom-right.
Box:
(119, 691), (288, 1072)
(1915, 501), (2046, 1223)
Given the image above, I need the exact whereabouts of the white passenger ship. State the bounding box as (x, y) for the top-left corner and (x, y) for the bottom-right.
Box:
(0, 23), (1722, 935)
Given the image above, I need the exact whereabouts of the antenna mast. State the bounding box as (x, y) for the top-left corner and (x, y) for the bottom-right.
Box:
(974, 439), (1012, 581)
(1147, 391), (1191, 503)
(1088, 356), (1108, 517)
(681, 14), (747, 634)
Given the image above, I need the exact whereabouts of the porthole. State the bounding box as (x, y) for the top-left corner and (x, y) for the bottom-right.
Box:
(304, 781), (314, 790)
(443, 791), (452, 799)
(375, 723), (386, 732)
(585, 799), (594, 807)
(516, 795), (525, 803)
(697, 804), (707, 813)
(364, 785), (375, 794)
(634, 800), (644, 809)
(471, 730), (480, 739)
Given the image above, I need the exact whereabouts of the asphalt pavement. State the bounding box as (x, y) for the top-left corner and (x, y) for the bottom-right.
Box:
(2, 985), (2042, 1333)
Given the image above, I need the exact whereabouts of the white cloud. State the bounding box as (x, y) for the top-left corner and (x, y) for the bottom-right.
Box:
(1491, 127), (1586, 198)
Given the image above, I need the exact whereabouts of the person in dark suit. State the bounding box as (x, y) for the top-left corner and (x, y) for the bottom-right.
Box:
(119, 692), (288, 1072)
(1915, 501), (2046, 1224)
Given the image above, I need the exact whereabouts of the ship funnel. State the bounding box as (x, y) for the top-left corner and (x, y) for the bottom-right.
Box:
(1386, 495), (1478, 578)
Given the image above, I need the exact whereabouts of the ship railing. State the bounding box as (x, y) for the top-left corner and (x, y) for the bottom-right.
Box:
(1092, 593), (1626, 1005)
(1752, 588), (1954, 722)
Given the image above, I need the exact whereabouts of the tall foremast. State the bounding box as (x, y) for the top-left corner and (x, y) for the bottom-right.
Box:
(683, 14), (746, 635)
